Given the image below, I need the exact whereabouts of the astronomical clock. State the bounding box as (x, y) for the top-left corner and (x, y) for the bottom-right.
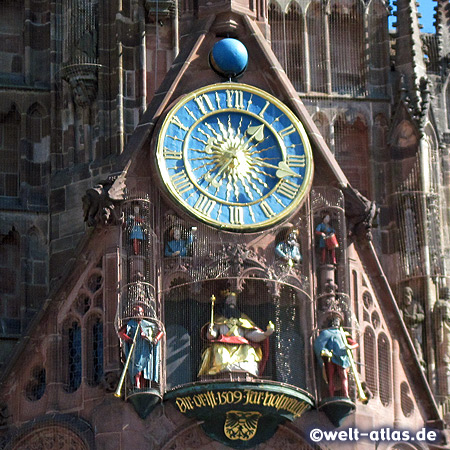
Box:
(156, 83), (313, 231)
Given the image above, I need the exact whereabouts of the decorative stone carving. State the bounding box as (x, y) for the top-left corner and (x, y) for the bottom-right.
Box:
(145, 0), (174, 20)
(400, 286), (425, 367)
(434, 287), (450, 395)
(82, 172), (126, 227)
(8, 426), (88, 450)
(101, 371), (120, 393)
(343, 185), (378, 241)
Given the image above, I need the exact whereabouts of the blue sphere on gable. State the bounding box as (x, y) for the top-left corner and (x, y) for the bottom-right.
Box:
(210, 38), (249, 78)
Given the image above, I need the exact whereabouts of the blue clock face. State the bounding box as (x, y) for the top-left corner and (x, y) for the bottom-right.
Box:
(156, 83), (313, 231)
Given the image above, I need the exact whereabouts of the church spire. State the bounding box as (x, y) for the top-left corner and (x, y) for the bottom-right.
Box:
(392, 0), (428, 115)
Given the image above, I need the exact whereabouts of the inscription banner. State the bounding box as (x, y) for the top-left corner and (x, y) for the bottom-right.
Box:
(175, 388), (309, 419)
(165, 381), (314, 449)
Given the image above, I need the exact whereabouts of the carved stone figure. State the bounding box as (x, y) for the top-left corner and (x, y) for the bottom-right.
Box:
(343, 185), (378, 241)
(401, 286), (425, 367)
(434, 287), (450, 395)
(198, 292), (274, 377)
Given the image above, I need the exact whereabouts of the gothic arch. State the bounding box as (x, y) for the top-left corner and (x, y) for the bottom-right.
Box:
(378, 331), (392, 406)
(367, 0), (389, 95)
(391, 120), (419, 151)
(84, 311), (103, 386)
(26, 102), (46, 117)
(363, 325), (377, 396)
(0, 107), (21, 197)
(333, 111), (371, 196)
(268, 1), (306, 91)
(329, 0), (365, 94)
(313, 111), (330, 146)
(373, 113), (389, 152)
(160, 420), (316, 450)
(5, 415), (94, 450)
(306, 0), (327, 92)
(61, 316), (83, 392)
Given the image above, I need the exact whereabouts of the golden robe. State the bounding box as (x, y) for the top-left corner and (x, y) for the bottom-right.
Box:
(198, 315), (265, 377)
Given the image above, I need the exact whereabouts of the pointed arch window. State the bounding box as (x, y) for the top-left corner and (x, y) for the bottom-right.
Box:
(329, 0), (365, 95)
(378, 332), (391, 406)
(306, 1), (327, 93)
(334, 113), (370, 196)
(268, 2), (306, 91)
(86, 315), (103, 386)
(363, 326), (377, 396)
(63, 319), (82, 392)
(368, 0), (389, 96)
(313, 112), (330, 146)
(0, 109), (20, 197)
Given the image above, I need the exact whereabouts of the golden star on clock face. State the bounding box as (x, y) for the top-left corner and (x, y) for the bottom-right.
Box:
(156, 83), (313, 231)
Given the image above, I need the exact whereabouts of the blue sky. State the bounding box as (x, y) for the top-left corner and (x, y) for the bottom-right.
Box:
(389, 0), (436, 33)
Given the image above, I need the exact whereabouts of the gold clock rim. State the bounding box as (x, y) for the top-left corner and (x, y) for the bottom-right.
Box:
(156, 82), (314, 231)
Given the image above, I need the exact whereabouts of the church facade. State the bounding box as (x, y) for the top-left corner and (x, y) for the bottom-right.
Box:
(0, 0), (450, 448)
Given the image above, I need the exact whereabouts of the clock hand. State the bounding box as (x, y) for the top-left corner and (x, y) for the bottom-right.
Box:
(204, 157), (234, 188)
(252, 158), (301, 178)
(245, 124), (265, 142)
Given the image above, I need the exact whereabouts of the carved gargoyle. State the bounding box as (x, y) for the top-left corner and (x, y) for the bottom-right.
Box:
(82, 171), (126, 227)
(343, 185), (378, 241)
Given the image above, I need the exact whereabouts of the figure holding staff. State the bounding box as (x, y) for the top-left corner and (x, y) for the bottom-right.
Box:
(314, 316), (366, 402)
(118, 304), (163, 389)
(198, 291), (274, 377)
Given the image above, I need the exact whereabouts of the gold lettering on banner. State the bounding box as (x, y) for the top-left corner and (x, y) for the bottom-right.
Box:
(173, 389), (309, 419)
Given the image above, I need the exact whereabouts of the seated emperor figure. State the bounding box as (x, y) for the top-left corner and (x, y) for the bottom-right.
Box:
(198, 292), (274, 377)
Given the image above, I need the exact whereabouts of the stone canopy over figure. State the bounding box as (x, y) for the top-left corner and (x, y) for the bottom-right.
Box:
(400, 286), (425, 367)
(118, 304), (163, 389)
(275, 228), (302, 266)
(315, 213), (338, 265)
(198, 292), (274, 378)
(164, 226), (196, 257)
(314, 316), (358, 398)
